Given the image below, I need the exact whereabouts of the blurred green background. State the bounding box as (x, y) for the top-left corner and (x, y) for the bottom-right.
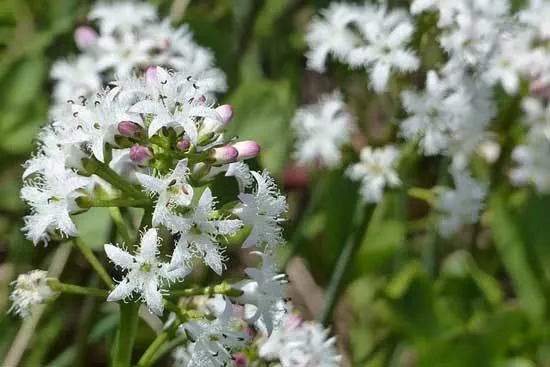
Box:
(2, 0), (550, 366)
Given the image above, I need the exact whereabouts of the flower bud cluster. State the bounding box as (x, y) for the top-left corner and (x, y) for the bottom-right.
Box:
(50, 1), (226, 118)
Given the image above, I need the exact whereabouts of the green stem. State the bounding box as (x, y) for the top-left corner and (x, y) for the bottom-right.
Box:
(108, 207), (133, 245)
(136, 331), (171, 367)
(318, 203), (376, 325)
(113, 302), (140, 367)
(423, 156), (450, 278)
(148, 334), (188, 366)
(76, 197), (151, 209)
(82, 158), (145, 199)
(47, 279), (108, 298)
(73, 239), (113, 288)
(170, 283), (243, 298)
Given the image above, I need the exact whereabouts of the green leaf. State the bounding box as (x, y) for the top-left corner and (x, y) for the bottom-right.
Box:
(72, 208), (112, 250)
(226, 80), (294, 175)
(381, 262), (441, 341)
(490, 192), (546, 323)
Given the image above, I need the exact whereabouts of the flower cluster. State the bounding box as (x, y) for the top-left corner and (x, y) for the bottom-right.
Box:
(306, 2), (419, 93)
(291, 91), (355, 169)
(51, 1), (225, 118)
(296, 0), (550, 236)
(9, 270), (54, 318)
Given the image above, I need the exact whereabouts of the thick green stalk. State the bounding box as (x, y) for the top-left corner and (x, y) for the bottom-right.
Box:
(113, 302), (140, 367)
(112, 207), (154, 366)
(318, 203), (376, 325)
(82, 158), (145, 199)
(76, 197), (151, 209)
(47, 279), (108, 298)
(73, 239), (113, 288)
(170, 283), (243, 298)
(136, 331), (171, 367)
(108, 207), (133, 245)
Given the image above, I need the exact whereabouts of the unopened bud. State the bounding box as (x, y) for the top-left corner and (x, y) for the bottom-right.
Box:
(129, 144), (152, 164)
(210, 146), (238, 165)
(176, 139), (191, 152)
(202, 105), (234, 134)
(158, 38), (171, 51)
(216, 104), (233, 124)
(232, 352), (249, 367)
(117, 121), (141, 136)
(145, 66), (158, 85)
(74, 26), (97, 49)
(232, 140), (260, 160)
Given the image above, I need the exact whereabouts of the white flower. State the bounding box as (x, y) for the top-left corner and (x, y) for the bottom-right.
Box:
(136, 159), (194, 233)
(181, 298), (248, 367)
(436, 168), (487, 237)
(511, 137), (550, 193)
(438, 0), (511, 70)
(89, 1), (156, 35)
(347, 146), (401, 203)
(21, 162), (89, 245)
(69, 90), (142, 162)
(347, 6), (419, 92)
(519, 0), (550, 40)
(520, 96), (550, 139)
(232, 252), (287, 334)
(400, 71), (470, 155)
(305, 3), (362, 72)
(482, 33), (531, 94)
(292, 91), (355, 168)
(95, 31), (156, 77)
(50, 56), (102, 105)
(410, 0), (462, 27)
(146, 20), (227, 93)
(129, 67), (218, 139)
(259, 312), (341, 367)
(233, 171), (287, 249)
(105, 228), (187, 315)
(173, 188), (242, 275)
(9, 270), (54, 318)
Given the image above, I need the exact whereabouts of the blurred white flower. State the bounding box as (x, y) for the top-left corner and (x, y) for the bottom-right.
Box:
(233, 171), (287, 250)
(347, 146), (401, 203)
(292, 91), (355, 168)
(436, 168), (487, 237)
(9, 270), (54, 318)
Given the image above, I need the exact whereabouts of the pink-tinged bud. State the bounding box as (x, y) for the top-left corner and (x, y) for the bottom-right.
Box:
(158, 38), (171, 51)
(176, 139), (191, 152)
(145, 66), (158, 85)
(129, 144), (152, 164)
(117, 121), (141, 136)
(74, 26), (97, 49)
(284, 314), (303, 330)
(232, 352), (249, 367)
(216, 104), (233, 124)
(232, 140), (260, 160)
(530, 79), (550, 100)
(210, 146), (238, 165)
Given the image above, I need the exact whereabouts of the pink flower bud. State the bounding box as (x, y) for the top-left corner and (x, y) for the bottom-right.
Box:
(232, 352), (249, 367)
(216, 104), (233, 124)
(158, 38), (171, 51)
(232, 140), (260, 160)
(129, 144), (152, 164)
(284, 314), (303, 330)
(201, 105), (234, 134)
(117, 121), (141, 136)
(176, 139), (191, 152)
(210, 146), (238, 164)
(74, 26), (97, 49)
(145, 66), (158, 85)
